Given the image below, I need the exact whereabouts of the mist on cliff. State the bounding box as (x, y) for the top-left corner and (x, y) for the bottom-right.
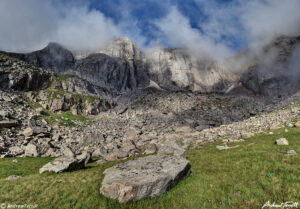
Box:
(0, 0), (299, 66)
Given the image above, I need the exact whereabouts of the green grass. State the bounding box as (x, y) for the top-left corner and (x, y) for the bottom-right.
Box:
(42, 111), (91, 127)
(1, 128), (300, 209)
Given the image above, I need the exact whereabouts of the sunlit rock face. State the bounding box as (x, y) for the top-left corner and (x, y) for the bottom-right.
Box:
(146, 47), (237, 93)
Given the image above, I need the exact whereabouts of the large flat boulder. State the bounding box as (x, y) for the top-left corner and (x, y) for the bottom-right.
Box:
(100, 154), (191, 203)
(39, 152), (90, 173)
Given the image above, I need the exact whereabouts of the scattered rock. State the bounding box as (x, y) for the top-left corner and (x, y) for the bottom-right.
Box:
(9, 146), (24, 156)
(294, 122), (300, 127)
(96, 159), (107, 165)
(23, 127), (33, 137)
(62, 147), (74, 158)
(216, 144), (240, 150)
(24, 143), (39, 157)
(158, 140), (186, 157)
(76, 151), (91, 165)
(100, 154), (191, 203)
(6, 175), (23, 181)
(275, 138), (289, 146)
(92, 147), (107, 158)
(286, 150), (296, 155)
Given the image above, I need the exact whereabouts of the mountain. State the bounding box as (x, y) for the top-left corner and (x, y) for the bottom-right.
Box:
(2, 35), (300, 99)
(3, 43), (75, 73)
(227, 35), (300, 98)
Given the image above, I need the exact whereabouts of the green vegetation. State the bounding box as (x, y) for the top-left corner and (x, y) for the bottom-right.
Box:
(44, 88), (100, 103)
(1, 128), (300, 209)
(42, 111), (91, 127)
(27, 99), (91, 127)
(0, 53), (45, 74)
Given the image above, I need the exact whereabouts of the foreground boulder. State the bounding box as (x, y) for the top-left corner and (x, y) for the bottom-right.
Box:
(100, 154), (191, 203)
(39, 152), (90, 173)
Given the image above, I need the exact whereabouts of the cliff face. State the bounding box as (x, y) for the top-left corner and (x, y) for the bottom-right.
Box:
(74, 53), (138, 93)
(146, 48), (237, 93)
(73, 37), (150, 92)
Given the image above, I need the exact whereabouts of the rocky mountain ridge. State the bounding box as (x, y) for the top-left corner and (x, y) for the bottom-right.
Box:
(0, 35), (299, 159)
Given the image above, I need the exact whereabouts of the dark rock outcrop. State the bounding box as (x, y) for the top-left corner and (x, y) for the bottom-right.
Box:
(0, 53), (52, 91)
(5, 43), (75, 74)
(229, 35), (300, 98)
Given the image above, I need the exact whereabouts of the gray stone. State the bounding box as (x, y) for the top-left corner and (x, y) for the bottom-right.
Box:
(100, 154), (191, 203)
(62, 147), (74, 157)
(76, 151), (91, 165)
(9, 146), (24, 156)
(143, 143), (158, 155)
(23, 127), (33, 137)
(24, 143), (39, 157)
(158, 140), (186, 157)
(6, 175), (23, 181)
(216, 144), (240, 150)
(92, 147), (107, 158)
(275, 138), (289, 146)
(39, 156), (86, 174)
(286, 150), (297, 155)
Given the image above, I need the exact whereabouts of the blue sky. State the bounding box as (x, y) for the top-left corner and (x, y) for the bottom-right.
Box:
(89, 0), (246, 50)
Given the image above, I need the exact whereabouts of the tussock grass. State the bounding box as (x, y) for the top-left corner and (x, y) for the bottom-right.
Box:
(0, 128), (300, 209)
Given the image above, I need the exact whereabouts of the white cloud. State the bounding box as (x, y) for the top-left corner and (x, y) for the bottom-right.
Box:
(153, 7), (233, 62)
(0, 0), (120, 52)
(194, 0), (300, 53)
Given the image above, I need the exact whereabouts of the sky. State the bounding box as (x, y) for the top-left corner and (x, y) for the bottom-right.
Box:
(0, 0), (300, 61)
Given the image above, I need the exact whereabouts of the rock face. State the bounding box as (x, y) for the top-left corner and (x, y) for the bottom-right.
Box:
(74, 53), (145, 93)
(146, 48), (237, 92)
(73, 38), (149, 93)
(100, 154), (191, 203)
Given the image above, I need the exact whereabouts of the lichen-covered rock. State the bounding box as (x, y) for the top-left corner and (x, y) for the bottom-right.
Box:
(100, 154), (191, 203)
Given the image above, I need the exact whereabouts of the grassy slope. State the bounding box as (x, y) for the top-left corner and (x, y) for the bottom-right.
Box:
(0, 128), (300, 209)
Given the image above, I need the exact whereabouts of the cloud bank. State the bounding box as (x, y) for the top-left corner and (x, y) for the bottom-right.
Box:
(0, 0), (120, 52)
(153, 0), (300, 61)
(0, 0), (299, 61)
